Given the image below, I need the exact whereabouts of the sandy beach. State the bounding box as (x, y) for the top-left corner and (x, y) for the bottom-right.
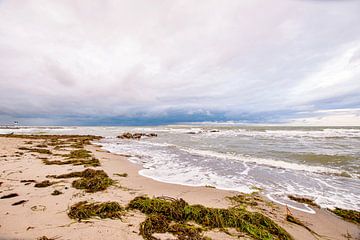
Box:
(0, 135), (359, 240)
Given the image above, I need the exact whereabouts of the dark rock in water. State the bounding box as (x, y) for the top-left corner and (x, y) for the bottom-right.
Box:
(209, 129), (220, 133)
(186, 132), (197, 134)
(117, 132), (157, 140)
(119, 132), (133, 139)
(147, 133), (158, 137)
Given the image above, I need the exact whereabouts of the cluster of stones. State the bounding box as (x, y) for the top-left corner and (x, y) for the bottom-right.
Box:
(117, 132), (157, 140)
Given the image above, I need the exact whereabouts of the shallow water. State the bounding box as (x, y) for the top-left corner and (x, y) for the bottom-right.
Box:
(2, 125), (360, 212)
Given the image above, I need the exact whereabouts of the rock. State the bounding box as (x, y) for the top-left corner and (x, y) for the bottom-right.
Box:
(117, 132), (158, 140)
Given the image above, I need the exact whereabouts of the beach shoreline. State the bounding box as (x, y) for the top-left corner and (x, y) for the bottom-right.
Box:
(0, 135), (359, 240)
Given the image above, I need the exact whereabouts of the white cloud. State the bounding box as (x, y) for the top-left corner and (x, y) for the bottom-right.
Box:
(287, 108), (360, 126)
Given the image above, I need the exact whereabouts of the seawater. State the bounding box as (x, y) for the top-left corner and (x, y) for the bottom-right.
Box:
(2, 125), (359, 212)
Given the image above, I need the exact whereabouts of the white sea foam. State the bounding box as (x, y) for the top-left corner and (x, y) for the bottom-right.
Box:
(177, 147), (343, 175)
(201, 128), (360, 139)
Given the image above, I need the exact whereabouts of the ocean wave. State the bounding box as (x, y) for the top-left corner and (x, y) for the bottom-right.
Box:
(201, 128), (360, 139)
(101, 136), (360, 211)
(173, 147), (345, 175)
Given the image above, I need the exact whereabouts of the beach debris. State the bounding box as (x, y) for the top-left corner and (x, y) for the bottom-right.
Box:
(68, 201), (124, 221)
(37, 236), (56, 240)
(65, 149), (92, 159)
(26, 226), (34, 231)
(34, 180), (58, 188)
(140, 214), (207, 240)
(209, 129), (220, 133)
(42, 157), (100, 167)
(72, 174), (113, 193)
(286, 214), (320, 238)
(51, 190), (63, 196)
(0, 182), (2, 186)
(329, 207), (360, 224)
(0, 193), (19, 199)
(114, 173), (128, 177)
(18, 147), (52, 155)
(117, 132), (157, 140)
(227, 193), (262, 207)
(20, 179), (36, 183)
(48, 168), (114, 193)
(128, 196), (293, 240)
(35, 144), (48, 148)
(43, 148), (100, 167)
(288, 195), (319, 207)
(12, 200), (28, 206)
(31, 205), (46, 211)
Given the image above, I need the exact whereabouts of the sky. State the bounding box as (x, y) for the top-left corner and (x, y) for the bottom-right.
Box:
(0, 0), (359, 126)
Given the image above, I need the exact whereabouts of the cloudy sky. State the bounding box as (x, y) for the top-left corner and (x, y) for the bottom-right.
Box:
(0, 0), (359, 125)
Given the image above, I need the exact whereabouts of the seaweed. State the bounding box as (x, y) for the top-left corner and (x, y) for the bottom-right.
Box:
(114, 173), (128, 177)
(286, 215), (320, 238)
(49, 169), (113, 193)
(66, 149), (92, 159)
(34, 180), (58, 188)
(12, 200), (28, 206)
(49, 168), (108, 179)
(72, 175), (113, 193)
(140, 214), (208, 240)
(227, 193), (262, 207)
(288, 195), (319, 207)
(42, 157), (100, 167)
(127, 196), (293, 240)
(51, 190), (63, 196)
(37, 236), (55, 240)
(20, 179), (36, 183)
(329, 208), (360, 224)
(32, 148), (52, 154)
(68, 201), (124, 221)
(35, 144), (48, 148)
(1, 193), (19, 199)
(18, 147), (52, 155)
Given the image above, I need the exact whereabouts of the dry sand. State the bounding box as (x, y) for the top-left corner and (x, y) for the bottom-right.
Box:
(0, 136), (359, 240)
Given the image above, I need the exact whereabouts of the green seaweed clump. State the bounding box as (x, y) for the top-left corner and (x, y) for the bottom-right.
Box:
(49, 169), (113, 193)
(330, 207), (360, 224)
(42, 147), (100, 167)
(140, 214), (208, 240)
(66, 149), (92, 159)
(18, 147), (52, 154)
(42, 157), (100, 167)
(34, 180), (58, 188)
(128, 196), (293, 240)
(68, 201), (124, 221)
(114, 173), (128, 177)
(227, 193), (262, 207)
(288, 195), (319, 207)
(72, 175), (113, 193)
(37, 236), (55, 240)
(286, 214), (319, 237)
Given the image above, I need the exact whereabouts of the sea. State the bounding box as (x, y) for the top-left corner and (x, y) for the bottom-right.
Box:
(1, 125), (359, 213)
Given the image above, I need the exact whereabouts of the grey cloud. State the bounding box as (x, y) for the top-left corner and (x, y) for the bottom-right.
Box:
(0, 0), (359, 125)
